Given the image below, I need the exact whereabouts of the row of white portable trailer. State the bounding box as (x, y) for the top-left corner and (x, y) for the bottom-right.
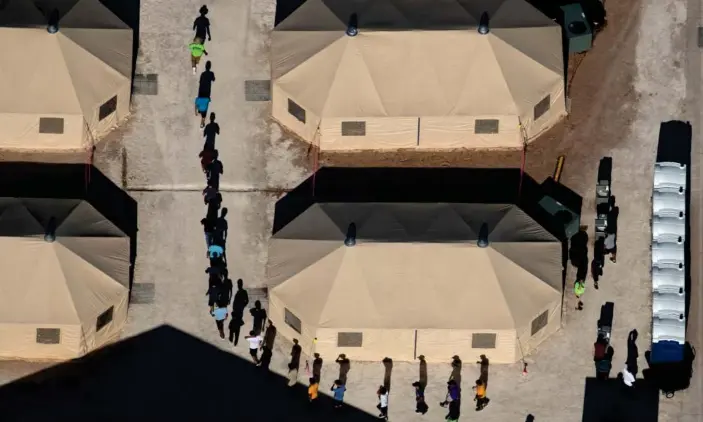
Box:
(650, 121), (691, 364)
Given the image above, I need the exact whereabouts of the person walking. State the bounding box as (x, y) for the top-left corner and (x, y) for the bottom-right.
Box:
(199, 148), (216, 174)
(574, 280), (585, 310)
(208, 243), (224, 261)
(189, 37), (208, 75)
(604, 231), (617, 263)
(592, 237), (605, 289)
(376, 385), (389, 420)
(473, 379), (489, 411)
(331, 380), (346, 409)
(193, 5), (212, 44)
(440, 380), (460, 407)
(412, 381), (428, 414)
(308, 377), (319, 405)
(445, 399), (460, 422)
(194, 95), (211, 128)
(211, 304), (227, 340)
(245, 330), (262, 364)
(290, 338), (302, 370)
(250, 300), (267, 335)
(200, 217), (215, 247)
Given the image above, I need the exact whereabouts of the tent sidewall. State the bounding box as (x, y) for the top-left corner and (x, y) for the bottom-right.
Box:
(0, 323), (82, 360)
(269, 293), (318, 355)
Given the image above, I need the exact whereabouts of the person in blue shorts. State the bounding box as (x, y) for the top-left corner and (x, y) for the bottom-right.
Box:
(194, 96), (211, 128)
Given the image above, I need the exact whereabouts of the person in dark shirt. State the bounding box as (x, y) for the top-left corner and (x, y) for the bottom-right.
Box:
(199, 148), (215, 174)
(250, 300), (267, 335)
(214, 207), (228, 243)
(193, 5), (211, 43)
(228, 313), (244, 345)
(200, 217), (215, 247)
(263, 320), (276, 350)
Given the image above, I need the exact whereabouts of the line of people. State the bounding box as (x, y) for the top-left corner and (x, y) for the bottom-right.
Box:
(569, 195), (619, 309)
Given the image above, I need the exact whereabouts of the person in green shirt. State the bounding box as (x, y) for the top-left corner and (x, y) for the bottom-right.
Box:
(189, 37), (208, 75)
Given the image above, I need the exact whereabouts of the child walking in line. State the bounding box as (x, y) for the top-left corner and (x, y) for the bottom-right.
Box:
(473, 379), (490, 411)
(376, 385), (389, 420)
(189, 37), (208, 75)
(194, 96), (211, 128)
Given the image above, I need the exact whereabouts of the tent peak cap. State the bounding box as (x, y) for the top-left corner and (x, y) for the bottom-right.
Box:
(478, 12), (490, 34)
(346, 13), (359, 37)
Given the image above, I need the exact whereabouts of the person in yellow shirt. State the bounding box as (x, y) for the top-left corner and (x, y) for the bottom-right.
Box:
(473, 379), (490, 411)
(308, 377), (319, 405)
(188, 37), (208, 75)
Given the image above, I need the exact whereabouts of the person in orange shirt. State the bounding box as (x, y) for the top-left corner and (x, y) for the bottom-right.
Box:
(308, 377), (319, 404)
(473, 379), (490, 411)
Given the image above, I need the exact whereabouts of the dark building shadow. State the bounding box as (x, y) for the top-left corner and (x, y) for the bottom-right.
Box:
(0, 325), (380, 422)
(274, 0), (306, 25)
(581, 377), (659, 422)
(0, 163), (138, 294)
(274, 167), (571, 242)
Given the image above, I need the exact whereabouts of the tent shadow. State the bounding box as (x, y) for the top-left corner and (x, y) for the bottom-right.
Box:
(0, 325), (380, 422)
(0, 162), (138, 293)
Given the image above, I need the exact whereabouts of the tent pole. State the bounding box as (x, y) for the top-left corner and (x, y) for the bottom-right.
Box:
(311, 123), (322, 197)
(518, 121), (528, 199)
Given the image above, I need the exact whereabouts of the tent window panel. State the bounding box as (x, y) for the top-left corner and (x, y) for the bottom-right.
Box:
(39, 117), (64, 134)
(284, 308), (302, 334)
(534, 95), (551, 121)
(287, 99), (306, 123)
(96, 306), (114, 332)
(36, 328), (61, 344)
(341, 121), (366, 136)
(531, 310), (549, 336)
(474, 119), (499, 134)
(471, 333), (496, 349)
(337, 332), (363, 347)
(99, 96), (118, 121)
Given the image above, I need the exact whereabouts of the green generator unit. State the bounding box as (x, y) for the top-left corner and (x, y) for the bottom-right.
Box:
(539, 177), (582, 238)
(561, 3), (593, 54)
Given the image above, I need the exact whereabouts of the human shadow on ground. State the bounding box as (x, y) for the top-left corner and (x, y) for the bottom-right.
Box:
(0, 325), (380, 422)
(0, 162), (138, 293)
(581, 377), (659, 422)
(626, 330), (638, 377)
(477, 354), (489, 388)
(336, 354), (351, 386)
(198, 61), (216, 98)
(382, 357), (393, 392)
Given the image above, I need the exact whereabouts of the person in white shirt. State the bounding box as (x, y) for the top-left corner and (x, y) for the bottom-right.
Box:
(245, 330), (262, 364)
(377, 385), (389, 420)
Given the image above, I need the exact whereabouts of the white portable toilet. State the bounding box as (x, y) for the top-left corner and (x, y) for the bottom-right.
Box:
(652, 267), (685, 294)
(652, 192), (686, 218)
(652, 292), (686, 321)
(652, 243), (685, 270)
(652, 317), (686, 345)
(652, 216), (685, 244)
(654, 162), (687, 193)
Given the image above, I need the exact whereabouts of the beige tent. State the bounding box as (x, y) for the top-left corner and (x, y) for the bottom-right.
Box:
(0, 198), (130, 360)
(268, 203), (563, 363)
(271, 0), (566, 151)
(0, 0), (133, 152)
